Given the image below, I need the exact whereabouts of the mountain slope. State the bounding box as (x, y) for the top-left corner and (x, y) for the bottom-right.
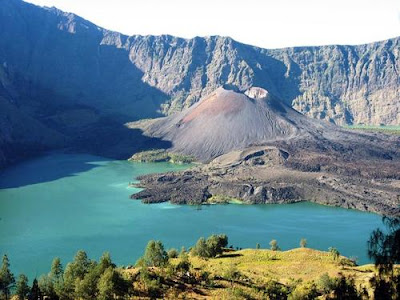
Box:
(0, 0), (399, 167)
(129, 87), (338, 161)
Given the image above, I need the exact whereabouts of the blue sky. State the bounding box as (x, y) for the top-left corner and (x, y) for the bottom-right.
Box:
(24, 0), (400, 49)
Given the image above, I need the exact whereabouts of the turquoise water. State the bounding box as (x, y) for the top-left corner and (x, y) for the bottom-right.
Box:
(0, 153), (383, 279)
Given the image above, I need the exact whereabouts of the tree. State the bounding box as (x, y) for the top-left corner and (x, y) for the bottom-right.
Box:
(368, 217), (400, 276)
(50, 258), (63, 281)
(175, 254), (191, 275)
(71, 250), (91, 280)
(49, 258), (64, 299)
(143, 240), (169, 267)
(59, 250), (92, 299)
(28, 278), (42, 300)
(75, 252), (119, 300)
(15, 274), (30, 300)
(75, 265), (99, 300)
(97, 268), (115, 300)
(206, 234), (228, 257)
(38, 275), (56, 300)
(75, 252), (126, 300)
(61, 263), (77, 300)
(269, 240), (280, 251)
(192, 234), (228, 258)
(300, 238), (307, 248)
(192, 238), (208, 258)
(97, 252), (114, 274)
(369, 275), (393, 300)
(97, 267), (127, 300)
(0, 254), (15, 300)
(368, 217), (400, 299)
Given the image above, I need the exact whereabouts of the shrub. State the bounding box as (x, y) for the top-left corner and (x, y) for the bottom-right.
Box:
(328, 247), (340, 261)
(175, 259), (191, 274)
(224, 264), (240, 286)
(288, 281), (319, 300)
(332, 275), (361, 299)
(318, 273), (336, 294)
(269, 240), (280, 251)
(167, 248), (179, 259)
(264, 280), (288, 299)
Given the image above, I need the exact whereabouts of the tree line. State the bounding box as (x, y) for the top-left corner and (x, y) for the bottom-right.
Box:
(0, 218), (399, 299)
(0, 234), (228, 300)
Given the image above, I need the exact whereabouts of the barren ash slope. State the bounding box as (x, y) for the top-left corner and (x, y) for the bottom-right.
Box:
(129, 86), (400, 216)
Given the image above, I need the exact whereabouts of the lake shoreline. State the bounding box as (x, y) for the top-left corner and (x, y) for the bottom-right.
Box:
(0, 153), (385, 279)
(131, 163), (400, 217)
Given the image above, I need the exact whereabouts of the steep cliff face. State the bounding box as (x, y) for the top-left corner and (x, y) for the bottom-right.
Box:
(0, 0), (399, 167)
(129, 35), (400, 125)
(271, 40), (400, 125)
(1, 0), (399, 126)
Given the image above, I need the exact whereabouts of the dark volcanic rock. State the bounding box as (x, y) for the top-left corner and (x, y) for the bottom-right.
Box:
(133, 172), (211, 204)
(131, 146), (400, 216)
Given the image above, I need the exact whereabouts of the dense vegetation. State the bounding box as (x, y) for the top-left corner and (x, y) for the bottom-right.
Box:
(129, 149), (195, 164)
(1, 219), (399, 299)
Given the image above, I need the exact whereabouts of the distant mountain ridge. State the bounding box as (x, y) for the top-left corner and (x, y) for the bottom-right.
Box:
(0, 0), (399, 167)
(2, 0), (399, 124)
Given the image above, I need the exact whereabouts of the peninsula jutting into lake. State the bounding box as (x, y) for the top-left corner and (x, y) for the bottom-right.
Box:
(130, 87), (400, 216)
